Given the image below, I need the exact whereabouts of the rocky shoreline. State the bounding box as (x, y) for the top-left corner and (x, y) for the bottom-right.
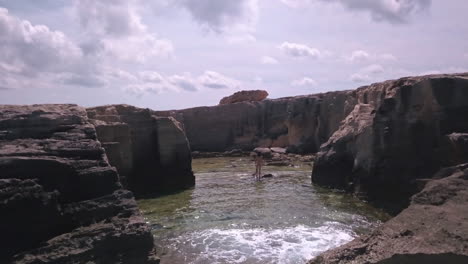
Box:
(1, 73), (468, 263)
(0, 104), (193, 263)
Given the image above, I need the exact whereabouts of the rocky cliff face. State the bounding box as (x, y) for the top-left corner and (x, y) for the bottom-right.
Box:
(0, 104), (158, 263)
(309, 163), (468, 264)
(312, 73), (468, 211)
(87, 104), (194, 196)
(156, 91), (357, 153)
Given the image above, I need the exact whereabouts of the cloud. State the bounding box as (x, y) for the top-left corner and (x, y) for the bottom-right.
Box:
(74, 0), (173, 62)
(280, 0), (311, 8)
(261, 56), (279, 65)
(0, 7), (105, 89)
(279, 42), (321, 58)
(348, 50), (370, 62)
(350, 64), (384, 83)
(347, 50), (397, 63)
(322, 0), (432, 23)
(168, 74), (198, 91)
(291, 77), (318, 87)
(281, 0), (431, 23)
(198, 71), (241, 89)
(0, 8), (83, 74)
(418, 67), (468, 76)
(122, 70), (241, 96)
(179, 0), (258, 33)
(139, 71), (166, 83)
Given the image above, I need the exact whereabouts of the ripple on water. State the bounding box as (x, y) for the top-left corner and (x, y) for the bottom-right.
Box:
(138, 157), (389, 264)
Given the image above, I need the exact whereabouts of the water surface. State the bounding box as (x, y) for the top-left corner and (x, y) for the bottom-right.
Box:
(138, 157), (389, 264)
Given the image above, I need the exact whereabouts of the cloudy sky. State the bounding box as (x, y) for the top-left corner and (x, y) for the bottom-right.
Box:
(0, 0), (467, 110)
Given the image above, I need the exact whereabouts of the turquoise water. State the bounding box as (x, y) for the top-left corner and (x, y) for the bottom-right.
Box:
(138, 157), (389, 264)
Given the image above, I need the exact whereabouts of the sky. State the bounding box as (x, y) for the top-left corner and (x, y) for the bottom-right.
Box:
(0, 0), (467, 110)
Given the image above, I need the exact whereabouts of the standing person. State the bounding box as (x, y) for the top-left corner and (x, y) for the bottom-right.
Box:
(254, 152), (264, 181)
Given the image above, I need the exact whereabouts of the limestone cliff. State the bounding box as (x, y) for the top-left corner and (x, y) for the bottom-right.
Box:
(312, 73), (468, 211)
(87, 104), (194, 196)
(156, 91), (356, 153)
(0, 104), (158, 263)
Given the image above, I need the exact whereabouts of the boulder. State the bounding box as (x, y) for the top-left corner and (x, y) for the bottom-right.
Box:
(0, 104), (158, 263)
(219, 90), (269, 105)
(87, 105), (194, 196)
(309, 163), (468, 264)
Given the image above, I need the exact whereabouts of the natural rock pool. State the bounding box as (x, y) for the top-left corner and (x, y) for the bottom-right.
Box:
(138, 157), (389, 264)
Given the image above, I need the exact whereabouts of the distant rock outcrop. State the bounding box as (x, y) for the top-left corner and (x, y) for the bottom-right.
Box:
(87, 104), (194, 196)
(312, 73), (468, 211)
(219, 90), (269, 105)
(309, 163), (468, 264)
(156, 91), (355, 153)
(0, 104), (158, 263)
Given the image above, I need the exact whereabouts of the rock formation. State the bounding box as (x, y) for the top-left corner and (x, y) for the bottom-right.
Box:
(312, 73), (468, 211)
(87, 104), (194, 196)
(309, 163), (468, 264)
(0, 104), (158, 263)
(156, 91), (356, 153)
(219, 90), (269, 105)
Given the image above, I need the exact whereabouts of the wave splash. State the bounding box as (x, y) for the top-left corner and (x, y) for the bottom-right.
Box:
(167, 222), (354, 264)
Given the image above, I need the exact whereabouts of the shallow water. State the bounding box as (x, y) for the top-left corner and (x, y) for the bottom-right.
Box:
(138, 157), (389, 264)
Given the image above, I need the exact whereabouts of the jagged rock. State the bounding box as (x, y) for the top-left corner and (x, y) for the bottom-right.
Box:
(0, 104), (158, 263)
(219, 90), (269, 105)
(309, 163), (468, 264)
(312, 73), (468, 211)
(87, 105), (194, 196)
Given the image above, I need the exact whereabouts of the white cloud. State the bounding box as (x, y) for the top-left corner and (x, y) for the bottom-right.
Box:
(0, 7), (106, 89)
(321, 0), (431, 23)
(350, 73), (371, 83)
(280, 0), (311, 8)
(261, 56), (279, 65)
(179, 0), (258, 33)
(122, 70), (241, 96)
(74, 0), (173, 63)
(279, 42), (321, 58)
(362, 64), (384, 74)
(348, 50), (370, 62)
(350, 64), (384, 83)
(379, 53), (397, 61)
(291, 77), (318, 87)
(199, 71), (241, 89)
(139, 71), (166, 83)
(168, 73), (199, 91)
(418, 67), (468, 76)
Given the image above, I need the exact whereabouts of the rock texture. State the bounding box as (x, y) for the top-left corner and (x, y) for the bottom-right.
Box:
(309, 163), (468, 264)
(157, 91), (356, 153)
(219, 90), (269, 105)
(312, 73), (468, 211)
(87, 104), (194, 196)
(0, 104), (158, 263)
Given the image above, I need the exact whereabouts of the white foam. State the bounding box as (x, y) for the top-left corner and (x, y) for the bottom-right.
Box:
(167, 222), (355, 264)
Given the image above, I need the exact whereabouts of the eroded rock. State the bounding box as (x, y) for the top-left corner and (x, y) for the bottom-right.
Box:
(312, 73), (468, 210)
(87, 104), (194, 196)
(219, 90), (269, 105)
(309, 163), (468, 264)
(0, 104), (158, 263)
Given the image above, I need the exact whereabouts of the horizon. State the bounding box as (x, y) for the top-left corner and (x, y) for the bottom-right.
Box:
(1, 0), (467, 111)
